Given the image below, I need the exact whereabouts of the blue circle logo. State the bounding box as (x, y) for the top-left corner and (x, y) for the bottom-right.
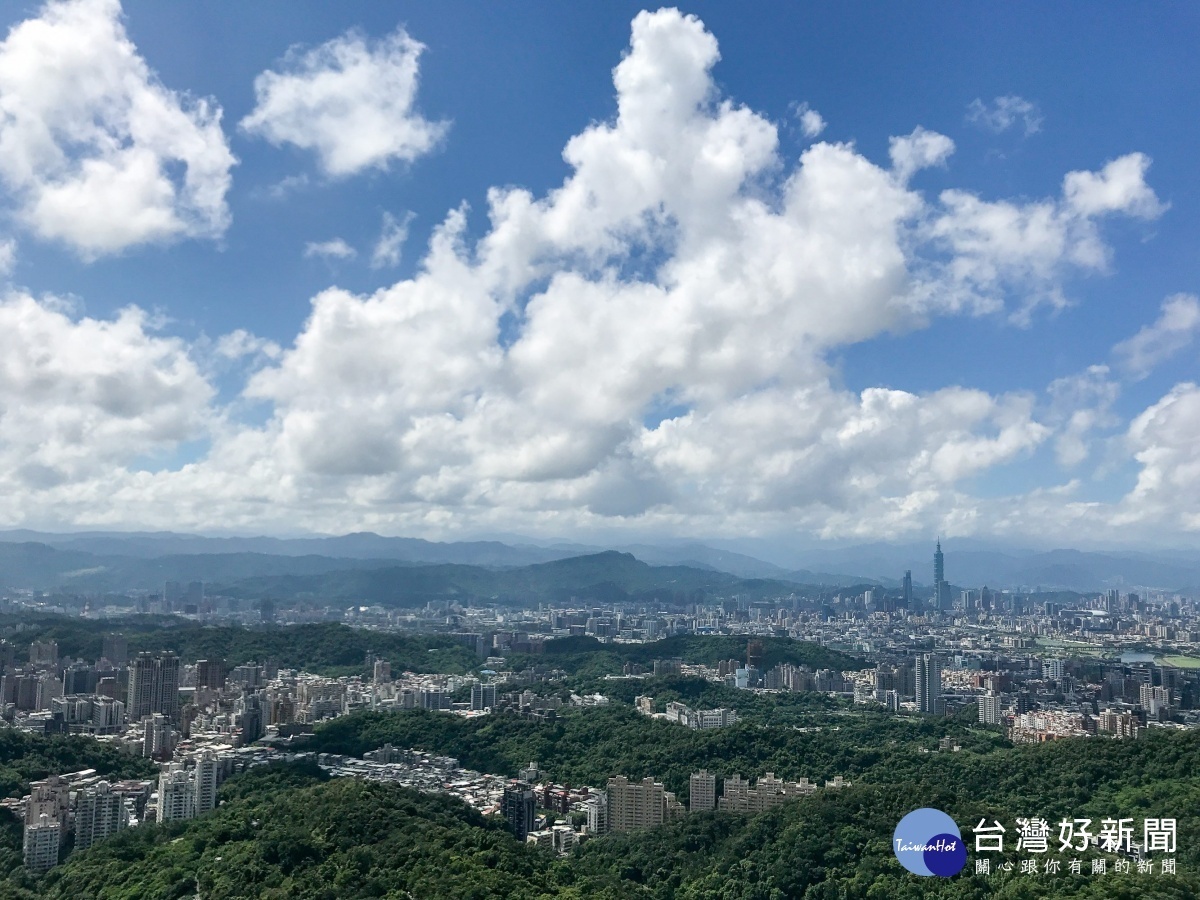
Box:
(893, 808), (967, 877)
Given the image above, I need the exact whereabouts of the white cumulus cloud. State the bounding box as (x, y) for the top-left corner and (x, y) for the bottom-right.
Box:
(793, 102), (825, 138)
(0, 9), (1177, 544)
(0, 238), (14, 275)
(889, 126), (955, 183)
(0, 0), (235, 258)
(1116, 383), (1200, 532)
(922, 153), (1165, 322)
(0, 292), (214, 496)
(240, 26), (448, 177)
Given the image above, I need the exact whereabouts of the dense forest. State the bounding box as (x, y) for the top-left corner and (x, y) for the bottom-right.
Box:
(506, 634), (863, 681)
(4, 727), (1197, 899)
(0, 731), (156, 801)
(0, 618), (478, 677)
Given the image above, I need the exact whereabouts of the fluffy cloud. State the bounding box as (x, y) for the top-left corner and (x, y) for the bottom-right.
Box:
(0, 238), (14, 275)
(793, 102), (826, 138)
(241, 27), (447, 177)
(922, 153), (1165, 322)
(0, 10), (1179, 542)
(303, 238), (356, 260)
(966, 95), (1043, 136)
(0, 0), (235, 258)
(0, 293), (213, 501)
(889, 126), (955, 182)
(1118, 384), (1200, 531)
(226, 10), (1065, 537)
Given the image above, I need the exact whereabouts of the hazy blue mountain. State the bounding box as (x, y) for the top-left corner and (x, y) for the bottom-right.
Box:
(218, 551), (827, 607)
(0, 530), (574, 566)
(3, 529), (1196, 593)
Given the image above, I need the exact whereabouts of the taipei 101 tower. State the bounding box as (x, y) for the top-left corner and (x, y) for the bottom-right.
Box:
(933, 539), (949, 611)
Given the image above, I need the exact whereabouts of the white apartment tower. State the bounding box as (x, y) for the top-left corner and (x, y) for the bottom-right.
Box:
(193, 752), (219, 816)
(74, 781), (128, 851)
(606, 776), (665, 833)
(157, 764), (195, 822)
(23, 813), (60, 873)
(689, 770), (716, 812)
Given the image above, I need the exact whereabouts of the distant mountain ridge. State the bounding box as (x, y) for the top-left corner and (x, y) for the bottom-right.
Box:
(0, 529), (1196, 593)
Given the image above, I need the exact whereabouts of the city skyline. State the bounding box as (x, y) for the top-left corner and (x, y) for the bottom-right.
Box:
(0, 3), (1198, 547)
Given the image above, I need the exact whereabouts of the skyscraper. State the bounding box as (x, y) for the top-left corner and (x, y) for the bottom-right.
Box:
(902, 570), (914, 610)
(127, 652), (181, 724)
(915, 654), (943, 715)
(933, 540), (951, 610)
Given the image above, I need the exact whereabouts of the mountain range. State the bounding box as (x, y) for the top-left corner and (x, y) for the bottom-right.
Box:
(0, 529), (1196, 595)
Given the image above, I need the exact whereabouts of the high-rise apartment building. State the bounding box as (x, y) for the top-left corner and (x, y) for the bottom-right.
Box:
(193, 752), (219, 816)
(142, 713), (174, 759)
(23, 775), (68, 872)
(127, 652), (181, 724)
(977, 691), (1002, 725)
(29, 641), (58, 667)
(585, 792), (608, 835)
(915, 654), (943, 715)
(74, 781), (128, 851)
(470, 682), (497, 711)
(689, 770), (716, 812)
(195, 658), (226, 690)
(23, 814), (60, 873)
(157, 764), (194, 822)
(372, 659), (391, 683)
(501, 782), (535, 841)
(606, 776), (665, 833)
(101, 634), (129, 666)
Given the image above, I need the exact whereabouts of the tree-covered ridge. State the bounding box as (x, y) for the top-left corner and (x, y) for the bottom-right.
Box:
(9, 762), (631, 900)
(306, 705), (1005, 800)
(507, 634), (863, 679)
(221, 550), (815, 606)
(0, 730), (156, 800)
(8, 732), (1200, 900)
(0, 617), (479, 676)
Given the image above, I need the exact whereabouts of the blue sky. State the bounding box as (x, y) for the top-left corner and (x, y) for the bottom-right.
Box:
(0, 1), (1198, 546)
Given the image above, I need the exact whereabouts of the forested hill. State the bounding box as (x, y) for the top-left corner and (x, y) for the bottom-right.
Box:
(0, 617), (479, 676)
(218, 551), (815, 606)
(7, 729), (1200, 899)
